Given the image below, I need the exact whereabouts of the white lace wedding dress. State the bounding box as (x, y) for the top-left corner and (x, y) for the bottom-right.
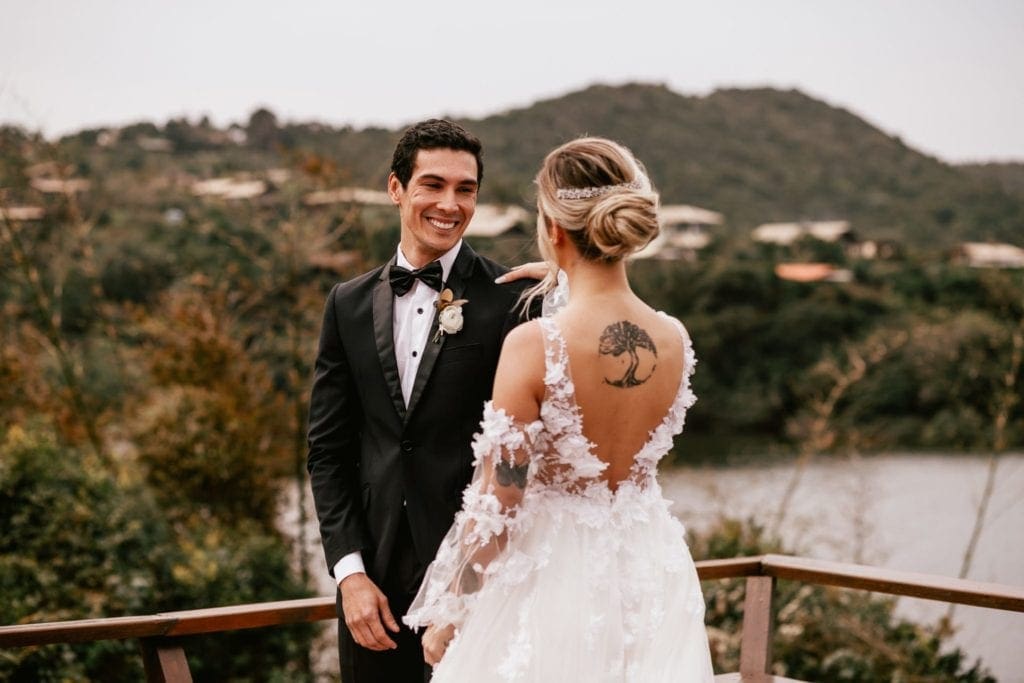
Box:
(405, 315), (714, 682)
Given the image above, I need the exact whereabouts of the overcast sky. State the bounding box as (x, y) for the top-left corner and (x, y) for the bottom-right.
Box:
(2, 0), (1022, 163)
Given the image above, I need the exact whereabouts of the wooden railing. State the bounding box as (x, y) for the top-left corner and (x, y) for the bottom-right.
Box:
(2, 554), (1022, 682)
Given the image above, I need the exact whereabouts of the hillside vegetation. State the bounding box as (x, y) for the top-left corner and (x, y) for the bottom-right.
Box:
(471, 84), (1024, 249)
(40, 82), (1024, 250)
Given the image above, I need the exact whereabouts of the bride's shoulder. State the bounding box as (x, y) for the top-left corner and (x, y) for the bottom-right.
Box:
(501, 319), (546, 359)
(653, 310), (689, 336)
(494, 320), (547, 415)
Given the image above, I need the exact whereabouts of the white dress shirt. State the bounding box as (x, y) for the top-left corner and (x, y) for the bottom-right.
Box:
(333, 241), (463, 586)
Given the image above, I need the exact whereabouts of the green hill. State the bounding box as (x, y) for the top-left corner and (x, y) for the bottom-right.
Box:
(45, 82), (1024, 250)
(468, 84), (1024, 248)
(958, 161), (1024, 198)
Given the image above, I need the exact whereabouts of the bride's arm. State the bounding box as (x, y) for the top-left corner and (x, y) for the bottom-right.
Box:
(490, 320), (546, 425)
(404, 323), (546, 639)
(448, 322), (546, 590)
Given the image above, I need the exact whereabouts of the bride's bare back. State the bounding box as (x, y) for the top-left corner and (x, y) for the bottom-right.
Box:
(493, 297), (687, 491)
(552, 303), (685, 488)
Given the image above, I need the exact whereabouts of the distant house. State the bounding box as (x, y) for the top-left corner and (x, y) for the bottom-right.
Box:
(464, 204), (531, 238)
(303, 187), (392, 207)
(266, 168), (292, 186)
(30, 178), (91, 194)
(775, 262), (853, 283)
(97, 130), (119, 147)
(25, 161), (65, 178)
(137, 136), (172, 152)
(956, 242), (1024, 269)
(192, 177), (267, 200)
(752, 220), (853, 246)
(226, 126), (247, 145)
(0, 206), (45, 221)
(308, 250), (362, 274)
(849, 238), (901, 260)
(162, 208), (186, 226)
(632, 204), (724, 260)
(25, 160), (91, 194)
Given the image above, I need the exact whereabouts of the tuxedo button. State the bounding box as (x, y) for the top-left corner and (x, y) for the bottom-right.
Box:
(400, 440), (414, 453)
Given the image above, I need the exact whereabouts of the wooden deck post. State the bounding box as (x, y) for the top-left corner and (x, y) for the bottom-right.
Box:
(739, 575), (776, 676)
(140, 638), (193, 683)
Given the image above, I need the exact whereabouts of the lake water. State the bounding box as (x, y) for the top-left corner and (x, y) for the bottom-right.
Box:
(287, 453), (1024, 681)
(661, 453), (1024, 682)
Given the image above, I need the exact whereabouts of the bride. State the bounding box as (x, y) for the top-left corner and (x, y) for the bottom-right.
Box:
(403, 137), (714, 681)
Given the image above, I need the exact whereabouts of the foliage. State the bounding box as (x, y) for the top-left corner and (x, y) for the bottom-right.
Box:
(689, 518), (995, 682)
(833, 310), (1021, 450)
(0, 425), (314, 681)
(626, 256), (1024, 453)
(959, 162), (1024, 198)
(49, 84), (1024, 250)
(130, 286), (292, 531)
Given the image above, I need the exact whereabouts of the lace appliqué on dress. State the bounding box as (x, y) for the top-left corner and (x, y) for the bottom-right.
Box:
(540, 269), (570, 318)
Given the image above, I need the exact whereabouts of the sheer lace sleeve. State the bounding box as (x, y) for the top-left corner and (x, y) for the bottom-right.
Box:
(404, 402), (544, 631)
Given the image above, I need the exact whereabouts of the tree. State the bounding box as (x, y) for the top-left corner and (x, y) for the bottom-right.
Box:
(0, 425), (314, 681)
(0, 145), (111, 465)
(247, 107), (280, 151)
(131, 286), (290, 531)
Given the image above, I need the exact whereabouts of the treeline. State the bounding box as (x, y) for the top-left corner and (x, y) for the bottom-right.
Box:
(630, 244), (1024, 458)
(1, 134), (346, 679)
(46, 82), (1024, 249)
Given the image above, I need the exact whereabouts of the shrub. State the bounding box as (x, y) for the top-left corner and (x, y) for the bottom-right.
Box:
(0, 426), (314, 681)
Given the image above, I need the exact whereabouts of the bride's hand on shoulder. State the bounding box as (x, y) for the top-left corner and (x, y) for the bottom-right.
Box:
(422, 623), (456, 666)
(495, 261), (551, 284)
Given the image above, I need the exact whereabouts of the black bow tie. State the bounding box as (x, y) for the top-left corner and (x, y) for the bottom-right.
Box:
(389, 261), (443, 297)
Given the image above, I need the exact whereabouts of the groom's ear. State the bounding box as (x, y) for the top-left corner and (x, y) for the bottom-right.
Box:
(387, 173), (403, 205)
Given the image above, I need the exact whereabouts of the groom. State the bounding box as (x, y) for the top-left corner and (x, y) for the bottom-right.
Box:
(307, 119), (536, 682)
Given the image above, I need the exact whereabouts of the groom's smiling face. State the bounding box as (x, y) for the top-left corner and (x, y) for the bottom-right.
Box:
(388, 148), (479, 268)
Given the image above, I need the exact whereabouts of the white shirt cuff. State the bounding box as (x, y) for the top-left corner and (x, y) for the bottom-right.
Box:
(333, 551), (366, 586)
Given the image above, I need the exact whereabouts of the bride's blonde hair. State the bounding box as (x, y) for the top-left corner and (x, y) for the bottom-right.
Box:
(523, 137), (660, 309)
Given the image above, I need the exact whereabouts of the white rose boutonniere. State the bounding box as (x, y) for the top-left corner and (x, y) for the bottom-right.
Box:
(433, 288), (469, 343)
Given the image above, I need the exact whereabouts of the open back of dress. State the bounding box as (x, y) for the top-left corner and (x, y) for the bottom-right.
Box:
(535, 314), (694, 494)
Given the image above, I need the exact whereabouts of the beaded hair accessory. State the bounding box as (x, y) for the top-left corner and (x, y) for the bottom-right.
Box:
(555, 178), (644, 200)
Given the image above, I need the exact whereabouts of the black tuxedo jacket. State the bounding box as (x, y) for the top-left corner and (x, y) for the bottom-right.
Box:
(307, 243), (534, 585)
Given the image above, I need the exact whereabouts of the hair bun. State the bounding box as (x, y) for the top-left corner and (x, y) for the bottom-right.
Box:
(586, 190), (660, 259)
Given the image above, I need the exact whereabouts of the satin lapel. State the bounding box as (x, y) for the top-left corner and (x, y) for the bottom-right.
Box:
(404, 243), (477, 423)
(372, 258), (406, 420)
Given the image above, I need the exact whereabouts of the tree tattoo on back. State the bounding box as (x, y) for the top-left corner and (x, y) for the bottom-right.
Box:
(599, 321), (658, 388)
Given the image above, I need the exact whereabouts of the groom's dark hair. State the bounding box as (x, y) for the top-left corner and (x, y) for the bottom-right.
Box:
(390, 119), (483, 188)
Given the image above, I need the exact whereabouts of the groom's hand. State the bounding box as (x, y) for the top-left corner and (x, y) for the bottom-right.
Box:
(494, 261), (551, 284)
(339, 573), (400, 651)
